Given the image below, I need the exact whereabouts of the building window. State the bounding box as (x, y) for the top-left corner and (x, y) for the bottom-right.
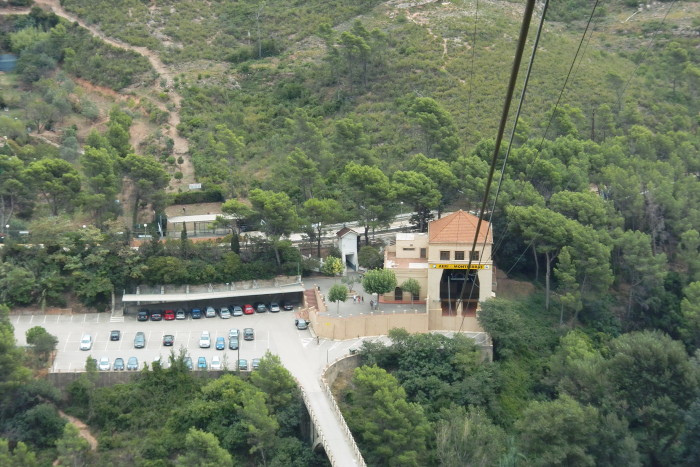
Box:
(470, 250), (480, 261)
(403, 247), (415, 251)
(455, 251), (465, 261)
(440, 251), (450, 260)
(420, 248), (427, 259)
(394, 287), (403, 301)
(412, 290), (419, 301)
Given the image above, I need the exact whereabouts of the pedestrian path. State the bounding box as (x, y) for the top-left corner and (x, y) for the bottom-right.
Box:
(269, 323), (365, 466)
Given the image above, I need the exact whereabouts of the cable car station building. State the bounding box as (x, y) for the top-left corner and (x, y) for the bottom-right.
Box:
(382, 210), (494, 333)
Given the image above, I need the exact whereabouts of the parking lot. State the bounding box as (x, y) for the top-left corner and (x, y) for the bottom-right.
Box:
(10, 309), (309, 372)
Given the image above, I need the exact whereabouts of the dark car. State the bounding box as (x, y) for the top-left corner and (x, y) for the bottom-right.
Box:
(110, 330), (121, 341)
(163, 334), (174, 346)
(244, 328), (254, 341)
(150, 310), (163, 321)
(184, 356), (193, 370)
(137, 309), (150, 321)
(281, 301), (294, 311)
(163, 309), (175, 320)
(134, 332), (146, 348)
(238, 359), (249, 371)
(114, 357), (125, 371)
(255, 303), (267, 313)
(191, 308), (202, 319)
(229, 336), (239, 350)
(215, 336), (225, 350)
(127, 356), (139, 371)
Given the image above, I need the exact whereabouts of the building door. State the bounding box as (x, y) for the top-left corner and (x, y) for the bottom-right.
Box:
(394, 287), (403, 301)
(439, 269), (480, 315)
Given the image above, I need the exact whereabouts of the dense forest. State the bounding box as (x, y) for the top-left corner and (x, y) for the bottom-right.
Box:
(1, 0), (700, 465)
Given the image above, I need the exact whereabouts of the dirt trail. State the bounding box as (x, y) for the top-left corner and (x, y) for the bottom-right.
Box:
(16, 0), (195, 189)
(58, 410), (98, 451)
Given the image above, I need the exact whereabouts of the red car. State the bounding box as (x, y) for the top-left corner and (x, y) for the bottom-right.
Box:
(243, 304), (255, 315)
(163, 309), (175, 320)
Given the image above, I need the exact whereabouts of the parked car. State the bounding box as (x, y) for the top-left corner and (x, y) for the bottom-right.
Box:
(229, 336), (239, 350)
(215, 336), (225, 350)
(229, 329), (240, 339)
(255, 303), (267, 313)
(110, 330), (121, 341)
(191, 308), (202, 319)
(150, 310), (163, 321)
(231, 305), (243, 317)
(199, 331), (211, 348)
(210, 355), (222, 370)
(79, 334), (93, 350)
(269, 302), (280, 313)
(175, 308), (186, 320)
(243, 304), (255, 315)
(281, 301), (294, 311)
(98, 356), (111, 371)
(219, 307), (231, 319)
(134, 332), (146, 348)
(163, 309), (175, 320)
(197, 357), (207, 370)
(127, 356), (139, 370)
(205, 306), (216, 318)
(238, 359), (248, 371)
(243, 328), (255, 341)
(137, 309), (150, 321)
(295, 319), (309, 330)
(163, 334), (174, 346)
(184, 356), (193, 370)
(113, 357), (125, 371)
(252, 358), (261, 370)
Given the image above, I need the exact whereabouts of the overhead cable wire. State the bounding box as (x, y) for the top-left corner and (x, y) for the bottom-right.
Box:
(482, 0), (551, 260)
(457, 0), (552, 329)
(488, 0), (604, 261)
(453, 0), (537, 329)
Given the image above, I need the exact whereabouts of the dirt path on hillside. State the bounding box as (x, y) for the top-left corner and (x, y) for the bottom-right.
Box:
(8, 0), (195, 190)
(58, 410), (98, 451)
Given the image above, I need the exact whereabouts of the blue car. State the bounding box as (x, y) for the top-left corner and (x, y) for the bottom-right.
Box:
(197, 357), (207, 370)
(215, 336), (225, 350)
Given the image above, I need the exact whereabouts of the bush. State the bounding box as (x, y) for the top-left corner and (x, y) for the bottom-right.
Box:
(172, 188), (224, 204)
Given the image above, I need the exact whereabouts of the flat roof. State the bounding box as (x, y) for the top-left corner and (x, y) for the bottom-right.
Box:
(122, 284), (305, 303)
(167, 214), (235, 223)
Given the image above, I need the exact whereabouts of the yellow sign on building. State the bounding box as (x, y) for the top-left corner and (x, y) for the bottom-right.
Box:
(430, 264), (489, 270)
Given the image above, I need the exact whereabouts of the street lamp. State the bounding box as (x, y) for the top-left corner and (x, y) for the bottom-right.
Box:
(143, 223), (148, 236)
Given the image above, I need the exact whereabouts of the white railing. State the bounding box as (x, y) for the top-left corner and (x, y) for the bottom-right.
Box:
(320, 356), (367, 467)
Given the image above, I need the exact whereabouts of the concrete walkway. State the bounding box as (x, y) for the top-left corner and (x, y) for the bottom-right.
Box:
(270, 320), (367, 466)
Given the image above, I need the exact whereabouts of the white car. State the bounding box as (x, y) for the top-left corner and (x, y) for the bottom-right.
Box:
(228, 328), (240, 339)
(79, 335), (93, 350)
(210, 355), (222, 370)
(199, 331), (211, 348)
(98, 356), (110, 371)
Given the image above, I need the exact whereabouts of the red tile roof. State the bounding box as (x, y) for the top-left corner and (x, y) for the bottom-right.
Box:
(428, 210), (492, 244)
(336, 227), (358, 238)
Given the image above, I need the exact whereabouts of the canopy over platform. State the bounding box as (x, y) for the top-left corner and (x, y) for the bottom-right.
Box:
(122, 284), (305, 303)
